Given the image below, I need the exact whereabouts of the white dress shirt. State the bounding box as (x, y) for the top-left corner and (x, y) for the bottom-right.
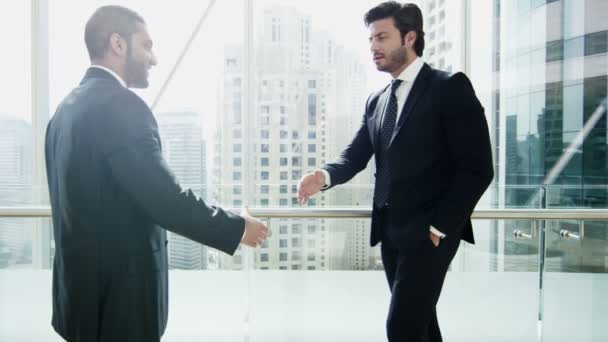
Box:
(321, 57), (445, 239)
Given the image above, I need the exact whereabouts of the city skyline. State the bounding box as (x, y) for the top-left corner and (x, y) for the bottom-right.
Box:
(213, 4), (375, 270)
(1, 1), (606, 273)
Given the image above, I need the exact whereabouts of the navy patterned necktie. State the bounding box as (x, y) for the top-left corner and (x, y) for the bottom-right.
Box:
(373, 79), (402, 207)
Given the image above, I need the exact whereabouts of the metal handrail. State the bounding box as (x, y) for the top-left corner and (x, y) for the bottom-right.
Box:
(1, 206), (608, 220)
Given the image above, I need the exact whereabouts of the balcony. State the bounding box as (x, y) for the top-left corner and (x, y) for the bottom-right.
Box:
(1, 207), (607, 341)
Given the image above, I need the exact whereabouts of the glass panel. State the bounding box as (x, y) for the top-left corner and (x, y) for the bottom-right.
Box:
(0, 218), (248, 341)
(0, 0), (31, 122)
(248, 218), (385, 341)
(0, 0), (35, 265)
(444, 219), (540, 342)
(421, 0), (464, 73)
(247, 0), (381, 209)
(0, 218), (48, 269)
(50, 1), (245, 271)
(0, 218), (56, 341)
(489, 0), (608, 209)
(247, 218), (540, 342)
(542, 219), (608, 342)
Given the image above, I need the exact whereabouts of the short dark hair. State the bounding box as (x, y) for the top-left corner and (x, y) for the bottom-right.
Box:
(84, 5), (145, 60)
(364, 1), (425, 57)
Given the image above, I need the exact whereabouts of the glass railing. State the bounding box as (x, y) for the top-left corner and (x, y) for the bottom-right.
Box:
(0, 207), (606, 341)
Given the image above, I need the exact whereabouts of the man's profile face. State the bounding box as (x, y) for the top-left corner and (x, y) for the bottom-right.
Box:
(125, 23), (157, 89)
(368, 18), (408, 75)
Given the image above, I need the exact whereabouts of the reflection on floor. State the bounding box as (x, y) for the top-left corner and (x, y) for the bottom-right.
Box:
(1, 271), (606, 342)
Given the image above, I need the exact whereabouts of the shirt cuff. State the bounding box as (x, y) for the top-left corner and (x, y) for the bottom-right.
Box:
(320, 169), (331, 189)
(429, 226), (446, 239)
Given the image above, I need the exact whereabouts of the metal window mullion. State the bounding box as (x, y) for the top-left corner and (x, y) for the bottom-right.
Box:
(31, 0), (51, 269)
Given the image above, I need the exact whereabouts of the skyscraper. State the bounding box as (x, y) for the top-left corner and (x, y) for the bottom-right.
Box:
(157, 111), (209, 270)
(496, 0), (607, 271)
(0, 117), (32, 268)
(420, 0), (463, 74)
(215, 4), (370, 270)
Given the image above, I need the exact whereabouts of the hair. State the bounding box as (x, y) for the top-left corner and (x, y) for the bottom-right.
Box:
(364, 1), (425, 56)
(84, 5), (145, 60)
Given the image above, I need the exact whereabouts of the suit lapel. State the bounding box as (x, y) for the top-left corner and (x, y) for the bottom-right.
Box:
(389, 64), (432, 147)
(369, 87), (390, 150)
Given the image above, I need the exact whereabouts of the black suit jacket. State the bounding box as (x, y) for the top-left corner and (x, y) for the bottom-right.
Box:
(323, 64), (493, 247)
(45, 67), (245, 341)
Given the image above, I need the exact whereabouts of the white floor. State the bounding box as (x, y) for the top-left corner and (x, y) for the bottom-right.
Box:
(1, 270), (606, 341)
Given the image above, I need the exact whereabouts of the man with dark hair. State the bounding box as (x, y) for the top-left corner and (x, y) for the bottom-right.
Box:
(298, 1), (493, 341)
(46, 5), (268, 341)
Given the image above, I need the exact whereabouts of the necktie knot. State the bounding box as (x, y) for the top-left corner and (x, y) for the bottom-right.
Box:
(390, 79), (402, 93)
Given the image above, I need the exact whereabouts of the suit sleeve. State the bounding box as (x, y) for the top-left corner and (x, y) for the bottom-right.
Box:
(101, 91), (245, 255)
(321, 93), (376, 188)
(430, 73), (494, 235)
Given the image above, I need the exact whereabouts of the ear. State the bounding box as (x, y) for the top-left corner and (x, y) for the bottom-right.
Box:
(405, 31), (417, 49)
(109, 33), (128, 57)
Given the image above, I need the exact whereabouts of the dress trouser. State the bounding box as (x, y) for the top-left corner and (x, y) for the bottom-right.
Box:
(380, 217), (460, 342)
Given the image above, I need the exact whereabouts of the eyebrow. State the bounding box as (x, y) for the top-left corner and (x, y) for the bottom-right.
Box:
(369, 32), (389, 41)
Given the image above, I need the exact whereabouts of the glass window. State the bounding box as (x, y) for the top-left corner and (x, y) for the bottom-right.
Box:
(261, 171), (269, 180)
(292, 224), (301, 234)
(279, 225), (288, 234)
(279, 253), (288, 261)
(0, 1), (34, 269)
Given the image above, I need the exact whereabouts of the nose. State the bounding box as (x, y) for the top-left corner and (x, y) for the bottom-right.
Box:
(370, 39), (379, 54)
(150, 51), (158, 66)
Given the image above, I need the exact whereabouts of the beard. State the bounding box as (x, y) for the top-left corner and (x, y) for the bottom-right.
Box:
(376, 46), (408, 74)
(125, 50), (149, 89)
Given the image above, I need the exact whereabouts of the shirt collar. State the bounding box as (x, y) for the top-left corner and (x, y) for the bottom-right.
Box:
(90, 64), (127, 88)
(394, 57), (424, 84)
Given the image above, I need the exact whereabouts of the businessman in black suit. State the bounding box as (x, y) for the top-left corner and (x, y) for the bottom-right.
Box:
(45, 6), (268, 341)
(298, 2), (493, 341)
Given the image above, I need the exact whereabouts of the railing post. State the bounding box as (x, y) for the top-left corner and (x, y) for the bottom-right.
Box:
(537, 186), (547, 340)
(242, 1), (254, 340)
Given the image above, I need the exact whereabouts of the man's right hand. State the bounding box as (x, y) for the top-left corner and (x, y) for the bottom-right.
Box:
(240, 207), (268, 247)
(297, 169), (326, 205)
